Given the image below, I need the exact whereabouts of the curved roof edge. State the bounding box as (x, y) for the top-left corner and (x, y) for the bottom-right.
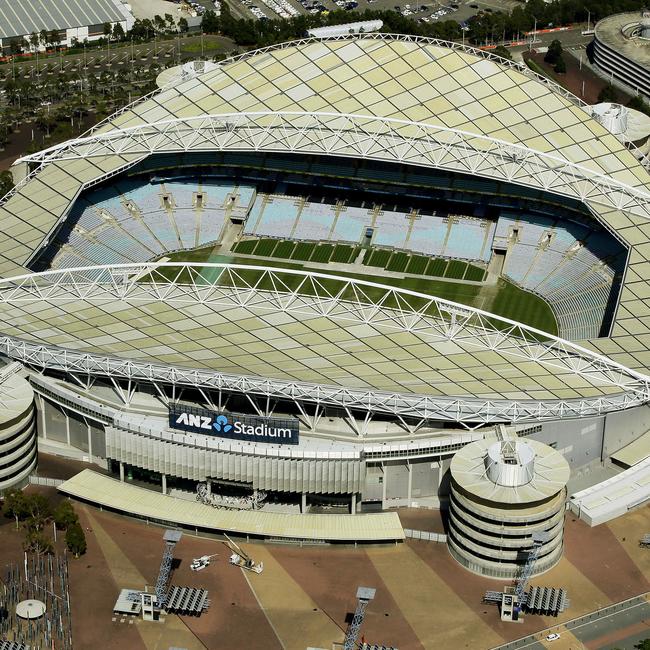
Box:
(85, 32), (588, 138)
(17, 111), (650, 222)
(0, 263), (648, 426)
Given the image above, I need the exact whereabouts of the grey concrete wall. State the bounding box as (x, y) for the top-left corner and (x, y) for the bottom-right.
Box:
(363, 464), (383, 502)
(68, 410), (88, 453)
(41, 399), (68, 444)
(385, 462), (409, 500)
(529, 415), (604, 470)
(603, 404), (650, 457)
(90, 422), (106, 458)
(37, 397), (107, 458)
(411, 459), (438, 498)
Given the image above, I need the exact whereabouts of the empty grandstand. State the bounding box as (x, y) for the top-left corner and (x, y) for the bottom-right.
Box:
(37, 177), (623, 343)
(43, 179), (257, 271)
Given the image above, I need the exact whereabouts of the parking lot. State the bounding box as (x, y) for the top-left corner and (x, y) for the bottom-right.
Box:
(231, 0), (520, 31)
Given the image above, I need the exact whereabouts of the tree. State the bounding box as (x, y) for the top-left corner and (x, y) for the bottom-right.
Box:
(24, 528), (54, 557)
(628, 95), (650, 117)
(2, 488), (28, 528)
(598, 83), (619, 103)
(0, 122), (10, 150)
(154, 14), (166, 33)
(9, 40), (23, 56)
(24, 493), (51, 530)
(493, 45), (513, 61)
(103, 23), (113, 40)
(39, 29), (49, 51)
(29, 32), (40, 52)
(554, 54), (566, 74)
(112, 23), (125, 42)
(0, 170), (14, 198)
(201, 10), (220, 34)
(53, 500), (78, 530)
(65, 522), (87, 558)
(178, 17), (189, 33)
(48, 30), (61, 52)
(633, 640), (650, 650)
(544, 39), (562, 64)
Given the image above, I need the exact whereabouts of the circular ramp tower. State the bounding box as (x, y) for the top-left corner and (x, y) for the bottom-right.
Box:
(447, 438), (570, 579)
(0, 367), (36, 493)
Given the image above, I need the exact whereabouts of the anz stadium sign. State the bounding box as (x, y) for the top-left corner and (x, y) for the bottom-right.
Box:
(169, 404), (299, 445)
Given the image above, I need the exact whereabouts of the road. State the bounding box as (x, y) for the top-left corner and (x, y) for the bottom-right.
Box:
(491, 595), (650, 650)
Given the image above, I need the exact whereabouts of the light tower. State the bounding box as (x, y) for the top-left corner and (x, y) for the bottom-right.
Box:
(154, 530), (182, 608)
(343, 587), (376, 650)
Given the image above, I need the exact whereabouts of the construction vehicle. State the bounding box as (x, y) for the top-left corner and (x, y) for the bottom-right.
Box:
(190, 553), (219, 571)
(223, 534), (263, 574)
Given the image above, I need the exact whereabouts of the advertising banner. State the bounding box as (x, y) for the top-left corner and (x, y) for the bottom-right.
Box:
(168, 404), (299, 445)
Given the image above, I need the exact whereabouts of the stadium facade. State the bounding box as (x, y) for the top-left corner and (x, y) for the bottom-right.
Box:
(1, 34), (650, 563)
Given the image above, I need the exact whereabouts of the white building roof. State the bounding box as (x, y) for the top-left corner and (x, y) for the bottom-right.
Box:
(307, 21), (383, 38)
(569, 457), (650, 526)
(0, 0), (125, 40)
(58, 469), (406, 541)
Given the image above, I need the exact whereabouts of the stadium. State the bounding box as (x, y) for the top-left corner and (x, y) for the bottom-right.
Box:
(1, 33), (650, 577)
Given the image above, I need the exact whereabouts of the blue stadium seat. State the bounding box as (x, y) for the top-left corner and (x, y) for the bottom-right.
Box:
(292, 202), (336, 241)
(330, 206), (369, 243)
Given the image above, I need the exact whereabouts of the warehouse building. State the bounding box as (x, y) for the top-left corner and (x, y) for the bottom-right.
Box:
(0, 0), (134, 53)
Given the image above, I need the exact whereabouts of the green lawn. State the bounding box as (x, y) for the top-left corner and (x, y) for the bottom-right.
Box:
(331, 245), (357, 263)
(311, 244), (334, 263)
(465, 265), (486, 282)
(445, 260), (467, 280)
(405, 254), (428, 275)
(180, 35), (229, 55)
(156, 243), (558, 336)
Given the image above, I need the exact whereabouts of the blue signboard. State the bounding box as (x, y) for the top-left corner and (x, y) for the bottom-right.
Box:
(168, 404), (299, 445)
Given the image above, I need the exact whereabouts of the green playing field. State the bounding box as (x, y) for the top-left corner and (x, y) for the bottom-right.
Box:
(160, 244), (558, 337)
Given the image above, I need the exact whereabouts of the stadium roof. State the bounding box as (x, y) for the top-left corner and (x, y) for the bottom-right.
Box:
(0, 0), (125, 40)
(2, 34), (650, 421)
(0, 264), (648, 424)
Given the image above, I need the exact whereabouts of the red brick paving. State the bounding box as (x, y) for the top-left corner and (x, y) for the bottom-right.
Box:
(270, 545), (423, 650)
(71, 506), (146, 650)
(563, 517), (650, 602)
(408, 539), (563, 642)
(35, 453), (107, 481)
(98, 508), (281, 650)
(523, 51), (621, 105)
(396, 507), (446, 534)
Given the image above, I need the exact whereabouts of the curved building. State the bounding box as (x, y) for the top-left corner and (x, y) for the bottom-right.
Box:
(447, 437), (570, 578)
(594, 12), (650, 99)
(0, 368), (36, 493)
(0, 34), (649, 515)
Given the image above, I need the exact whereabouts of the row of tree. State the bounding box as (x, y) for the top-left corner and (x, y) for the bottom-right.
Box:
(2, 490), (87, 557)
(199, 0), (650, 48)
(6, 14), (191, 56)
(201, 4), (464, 46)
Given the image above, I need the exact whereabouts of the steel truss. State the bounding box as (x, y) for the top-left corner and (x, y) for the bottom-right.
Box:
(0, 263), (648, 426)
(19, 110), (650, 221)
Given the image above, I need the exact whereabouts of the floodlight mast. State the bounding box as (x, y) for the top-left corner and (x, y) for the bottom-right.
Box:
(154, 530), (182, 607)
(344, 587), (376, 650)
